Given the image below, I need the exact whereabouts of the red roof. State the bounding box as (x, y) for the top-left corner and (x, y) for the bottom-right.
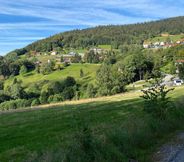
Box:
(176, 60), (184, 63)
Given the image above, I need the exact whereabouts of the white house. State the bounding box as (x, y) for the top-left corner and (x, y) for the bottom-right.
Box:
(176, 41), (181, 44)
(51, 51), (57, 56)
(154, 42), (160, 46)
(160, 42), (165, 46)
(68, 51), (76, 56)
(143, 44), (150, 48)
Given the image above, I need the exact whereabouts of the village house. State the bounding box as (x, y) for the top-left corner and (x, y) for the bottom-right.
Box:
(61, 55), (73, 63)
(160, 42), (165, 46)
(51, 51), (58, 56)
(143, 43), (150, 49)
(90, 48), (103, 54)
(143, 38), (184, 49)
(60, 52), (76, 63)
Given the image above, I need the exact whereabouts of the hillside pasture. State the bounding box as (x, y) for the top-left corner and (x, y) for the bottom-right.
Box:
(145, 34), (184, 43)
(5, 63), (100, 88)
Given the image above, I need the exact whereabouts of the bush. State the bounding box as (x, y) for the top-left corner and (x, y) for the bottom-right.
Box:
(39, 91), (49, 104)
(0, 99), (32, 111)
(40, 63), (54, 75)
(86, 84), (97, 98)
(0, 92), (11, 103)
(19, 65), (28, 75)
(63, 77), (76, 87)
(48, 94), (63, 103)
(0, 81), (4, 90)
(62, 87), (75, 100)
(141, 85), (174, 119)
(31, 98), (40, 106)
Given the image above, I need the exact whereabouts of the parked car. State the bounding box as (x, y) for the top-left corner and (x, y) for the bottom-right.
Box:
(174, 79), (184, 86)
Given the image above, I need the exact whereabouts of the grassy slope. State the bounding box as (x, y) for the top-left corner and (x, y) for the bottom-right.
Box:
(145, 34), (184, 43)
(98, 45), (112, 50)
(5, 63), (100, 88)
(0, 86), (184, 161)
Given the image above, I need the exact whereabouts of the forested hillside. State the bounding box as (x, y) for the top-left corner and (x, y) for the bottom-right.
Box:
(8, 16), (184, 55)
(0, 16), (184, 110)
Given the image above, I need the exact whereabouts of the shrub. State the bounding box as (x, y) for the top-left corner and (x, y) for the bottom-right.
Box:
(39, 91), (49, 104)
(48, 94), (63, 103)
(63, 77), (76, 87)
(0, 99), (32, 110)
(31, 98), (40, 106)
(0, 92), (11, 103)
(62, 87), (75, 100)
(0, 81), (4, 90)
(86, 84), (97, 98)
(80, 69), (84, 78)
(141, 85), (174, 119)
(19, 65), (28, 75)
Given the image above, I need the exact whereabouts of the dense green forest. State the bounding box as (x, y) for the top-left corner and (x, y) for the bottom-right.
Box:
(7, 16), (184, 55)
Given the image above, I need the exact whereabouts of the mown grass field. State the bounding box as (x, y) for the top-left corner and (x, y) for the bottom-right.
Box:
(0, 86), (184, 162)
(5, 63), (100, 88)
(98, 45), (112, 50)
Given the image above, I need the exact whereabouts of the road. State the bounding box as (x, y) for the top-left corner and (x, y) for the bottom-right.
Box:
(171, 148), (184, 162)
(153, 133), (184, 162)
(162, 74), (174, 86)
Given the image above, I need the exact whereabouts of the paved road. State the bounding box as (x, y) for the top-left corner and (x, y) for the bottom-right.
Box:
(153, 133), (184, 162)
(162, 74), (174, 86)
(170, 148), (184, 162)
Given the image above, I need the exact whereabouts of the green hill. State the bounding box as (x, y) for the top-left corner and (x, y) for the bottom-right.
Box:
(0, 86), (184, 162)
(145, 34), (184, 43)
(4, 63), (100, 88)
(7, 16), (184, 56)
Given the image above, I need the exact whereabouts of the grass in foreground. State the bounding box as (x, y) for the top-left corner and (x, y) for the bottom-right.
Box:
(0, 86), (184, 162)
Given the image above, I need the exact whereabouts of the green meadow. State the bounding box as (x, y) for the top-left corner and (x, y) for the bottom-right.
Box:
(5, 63), (100, 88)
(0, 86), (184, 162)
(146, 34), (184, 43)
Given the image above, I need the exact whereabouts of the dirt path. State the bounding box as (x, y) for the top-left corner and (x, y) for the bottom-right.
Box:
(153, 133), (184, 162)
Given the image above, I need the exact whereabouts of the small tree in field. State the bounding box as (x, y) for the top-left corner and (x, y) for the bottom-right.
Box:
(141, 85), (174, 119)
(20, 65), (28, 75)
(80, 69), (84, 78)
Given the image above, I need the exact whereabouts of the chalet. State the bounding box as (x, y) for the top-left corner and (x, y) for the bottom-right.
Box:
(62, 55), (72, 63)
(35, 61), (42, 66)
(61, 54), (76, 63)
(176, 41), (181, 44)
(68, 51), (76, 56)
(90, 48), (103, 54)
(143, 44), (150, 49)
(154, 42), (160, 46)
(160, 42), (165, 46)
(51, 51), (57, 56)
(79, 53), (85, 58)
(176, 60), (184, 64)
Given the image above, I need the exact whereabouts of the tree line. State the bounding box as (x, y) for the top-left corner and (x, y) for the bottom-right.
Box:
(7, 16), (184, 56)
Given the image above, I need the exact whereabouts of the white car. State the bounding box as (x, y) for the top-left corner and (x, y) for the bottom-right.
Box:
(174, 79), (184, 86)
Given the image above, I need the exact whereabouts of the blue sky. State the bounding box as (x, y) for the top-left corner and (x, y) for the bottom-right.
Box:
(0, 0), (184, 55)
